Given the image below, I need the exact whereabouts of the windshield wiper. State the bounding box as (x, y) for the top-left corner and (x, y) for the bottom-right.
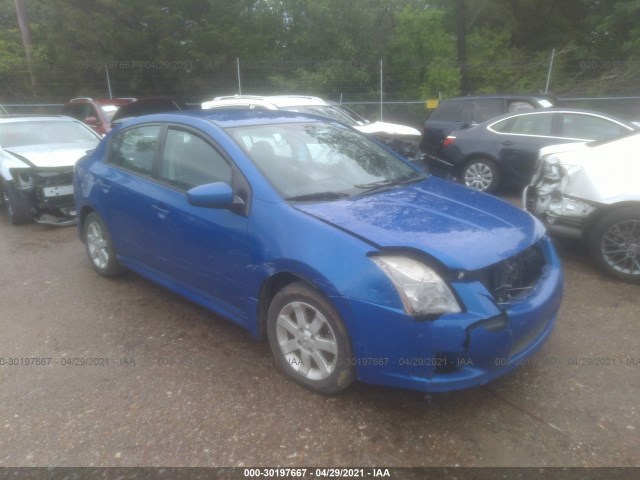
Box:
(354, 174), (426, 196)
(286, 191), (350, 202)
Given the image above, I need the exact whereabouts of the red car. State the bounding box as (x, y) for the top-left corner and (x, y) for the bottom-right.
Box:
(62, 97), (136, 135)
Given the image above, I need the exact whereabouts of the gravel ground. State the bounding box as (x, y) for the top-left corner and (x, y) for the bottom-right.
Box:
(0, 202), (638, 469)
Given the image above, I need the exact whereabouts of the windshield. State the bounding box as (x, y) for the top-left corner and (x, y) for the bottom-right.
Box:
(227, 121), (421, 200)
(0, 120), (98, 148)
(285, 105), (362, 126)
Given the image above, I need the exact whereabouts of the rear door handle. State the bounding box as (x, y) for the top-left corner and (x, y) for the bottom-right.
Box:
(501, 141), (514, 146)
(152, 204), (170, 219)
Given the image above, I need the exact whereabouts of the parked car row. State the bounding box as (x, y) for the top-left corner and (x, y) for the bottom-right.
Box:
(421, 96), (636, 192)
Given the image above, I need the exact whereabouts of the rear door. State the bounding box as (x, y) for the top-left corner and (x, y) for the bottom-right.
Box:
(422, 100), (470, 155)
(492, 112), (561, 184)
(92, 124), (163, 265)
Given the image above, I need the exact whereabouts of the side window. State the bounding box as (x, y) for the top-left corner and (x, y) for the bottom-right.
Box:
(160, 129), (232, 190)
(508, 101), (535, 113)
(430, 101), (464, 121)
(505, 113), (553, 136)
(63, 104), (89, 120)
(109, 125), (161, 175)
(561, 114), (628, 141)
(472, 99), (504, 123)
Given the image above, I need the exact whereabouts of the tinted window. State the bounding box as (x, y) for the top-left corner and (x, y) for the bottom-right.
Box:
(561, 113), (628, 141)
(503, 113), (553, 136)
(430, 101), (465, 121)
(473, 99), (504, 122)
(507, 101), (535, 113)
(160, 129), (232, 190)
(63, 103), (90, 120)
(108, 125), (161, 175)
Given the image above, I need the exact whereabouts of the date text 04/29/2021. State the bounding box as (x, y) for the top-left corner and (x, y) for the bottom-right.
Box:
(243, 468), (391, 478)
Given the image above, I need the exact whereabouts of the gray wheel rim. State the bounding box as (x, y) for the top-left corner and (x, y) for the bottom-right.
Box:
(464, 162), (493, 191)
(601, 219), (640, 276)
(275, 301), (338, 380)
(86, 221), (110, 270)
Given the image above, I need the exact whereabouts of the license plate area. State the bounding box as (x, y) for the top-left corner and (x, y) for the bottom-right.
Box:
(43, 185), (73, 197)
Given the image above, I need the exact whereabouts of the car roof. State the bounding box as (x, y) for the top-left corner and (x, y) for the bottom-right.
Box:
(118, 108), (333, 130)
(479, 108), (637, 127)
(0, 115), (84, 124)
(66, 97), (136, 106)
(203, 95), (329, 109)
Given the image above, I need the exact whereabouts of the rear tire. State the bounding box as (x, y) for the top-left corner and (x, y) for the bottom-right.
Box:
(1, 179), (33, 225)
(83, 212), (125, 277)
(588, 207), (640, 283)
(267, 281), (355, 394)
(461, 158), (500, 193)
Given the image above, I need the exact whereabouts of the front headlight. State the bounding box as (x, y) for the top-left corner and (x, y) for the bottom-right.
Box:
(543, 161), (563, 181)
(372, 255), (462, 317)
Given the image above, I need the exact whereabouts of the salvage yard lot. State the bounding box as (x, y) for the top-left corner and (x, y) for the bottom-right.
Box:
(0, 201), (639, 467)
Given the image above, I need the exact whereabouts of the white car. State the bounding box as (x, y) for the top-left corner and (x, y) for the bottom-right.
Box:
(524, 131), (640, 282)
(201, 95), (422, 159)
(0, 115), (101, 226)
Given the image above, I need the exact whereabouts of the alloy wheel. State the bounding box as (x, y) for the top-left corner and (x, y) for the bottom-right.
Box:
(275, 301), (339, 381)
(600, 219), (640, 277)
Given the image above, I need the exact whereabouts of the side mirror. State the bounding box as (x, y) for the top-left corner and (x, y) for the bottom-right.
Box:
(83, 116), (99, 127)
(187, 182), (235, 209)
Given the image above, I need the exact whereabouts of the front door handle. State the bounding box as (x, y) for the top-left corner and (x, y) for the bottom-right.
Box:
(501, 140), (514, 146)
(99, 180), (111, 193)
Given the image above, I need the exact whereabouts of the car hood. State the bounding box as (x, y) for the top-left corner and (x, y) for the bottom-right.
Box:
(355, 121), (421, 137)
(3, 142), (97, 168)
(296, 177), (545, 271)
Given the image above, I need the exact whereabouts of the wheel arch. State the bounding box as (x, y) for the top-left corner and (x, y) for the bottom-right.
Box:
(582, 201), (640, 240)
(458, 154), (500, 176)
(77, 205), (97, 242)
(255, 270), (341, 341)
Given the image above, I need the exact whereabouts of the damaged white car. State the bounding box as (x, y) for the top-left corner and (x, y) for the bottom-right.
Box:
(0, 116), (101, 226)
(524, 131), (640, 283)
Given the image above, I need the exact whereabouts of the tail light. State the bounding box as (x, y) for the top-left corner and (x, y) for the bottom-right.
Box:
(442, 135), (456, 149)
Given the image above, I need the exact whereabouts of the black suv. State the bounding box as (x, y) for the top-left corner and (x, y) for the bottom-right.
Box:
(420, 95), (556, 158)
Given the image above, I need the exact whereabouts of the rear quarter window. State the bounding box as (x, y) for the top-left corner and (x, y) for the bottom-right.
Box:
(430, 101), (465, 121)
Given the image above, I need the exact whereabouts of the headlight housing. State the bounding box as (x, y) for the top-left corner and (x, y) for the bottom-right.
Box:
(543, 161), (563, 181)
(372, 255), (462, 317)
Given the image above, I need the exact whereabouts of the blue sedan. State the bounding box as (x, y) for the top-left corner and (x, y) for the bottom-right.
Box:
(74, 110), (563, 394)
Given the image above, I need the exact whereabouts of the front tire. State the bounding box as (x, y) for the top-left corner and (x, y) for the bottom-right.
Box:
(267, 282), (355, 394)
(588, 207), (640, 283)
(83, 212), (125, 277)
(461, 158), (500, 192)
(1, 179), (33, 225)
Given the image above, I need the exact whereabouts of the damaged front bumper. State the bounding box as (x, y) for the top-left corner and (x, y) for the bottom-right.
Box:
(334, 236), (563, 393)
(10, 167), (78, 226)
(523, 160), (600, 239)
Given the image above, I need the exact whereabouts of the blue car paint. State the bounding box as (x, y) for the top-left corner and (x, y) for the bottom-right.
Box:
(296, 176), (547, 271)
(74, 110), (563, 393)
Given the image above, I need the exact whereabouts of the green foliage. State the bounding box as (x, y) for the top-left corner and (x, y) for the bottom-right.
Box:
(0, 0), (639, 101)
